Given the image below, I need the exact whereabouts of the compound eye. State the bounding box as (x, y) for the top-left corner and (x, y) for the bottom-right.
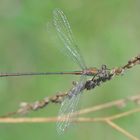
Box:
(101, 65), (107, 70)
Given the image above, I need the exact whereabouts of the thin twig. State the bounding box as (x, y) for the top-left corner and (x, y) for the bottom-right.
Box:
(105, 120), (139, 140)
(0, 107), (140, 123)
(0, 55), (140, 140)
(0, 98), (140, 140)
(73, 99), (126, 116)
(1, 54), (139, 117)
(73, 94), (140, 116)
(106, 107), (140, 120)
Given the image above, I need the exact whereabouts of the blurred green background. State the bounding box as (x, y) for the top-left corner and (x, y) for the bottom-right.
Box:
(0, 0), (140, 139)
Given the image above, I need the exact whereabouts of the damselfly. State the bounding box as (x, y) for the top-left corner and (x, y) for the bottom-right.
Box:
(0, 9), (100, 134)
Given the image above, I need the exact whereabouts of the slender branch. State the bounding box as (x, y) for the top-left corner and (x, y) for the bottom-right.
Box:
(106, 107), (140, 120)
(0, 107), (140, 123)
(0, 54), (140, 140)
(0, 117), (58, 123)
(73, 94), (140, 116)
(105, 120), (139, 140)
(0, 98), (140, 139)
(1, 54), (139, 117)
(73, 99), (126, 116)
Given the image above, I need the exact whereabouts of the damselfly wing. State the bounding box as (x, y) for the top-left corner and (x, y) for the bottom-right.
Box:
(56, 76), (85, 134)
(53, 8), (87, 134)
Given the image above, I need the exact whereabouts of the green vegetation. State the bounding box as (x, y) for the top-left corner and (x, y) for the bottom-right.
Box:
(0, 0), (140, 139)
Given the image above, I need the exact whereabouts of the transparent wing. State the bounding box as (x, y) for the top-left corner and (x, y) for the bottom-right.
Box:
(56, 76), (86, 134)
(53, 8), (87, 70)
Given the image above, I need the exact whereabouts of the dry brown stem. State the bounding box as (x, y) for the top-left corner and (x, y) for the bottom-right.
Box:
(0, 95), (140, 139)
(0, 54), (140, 140)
